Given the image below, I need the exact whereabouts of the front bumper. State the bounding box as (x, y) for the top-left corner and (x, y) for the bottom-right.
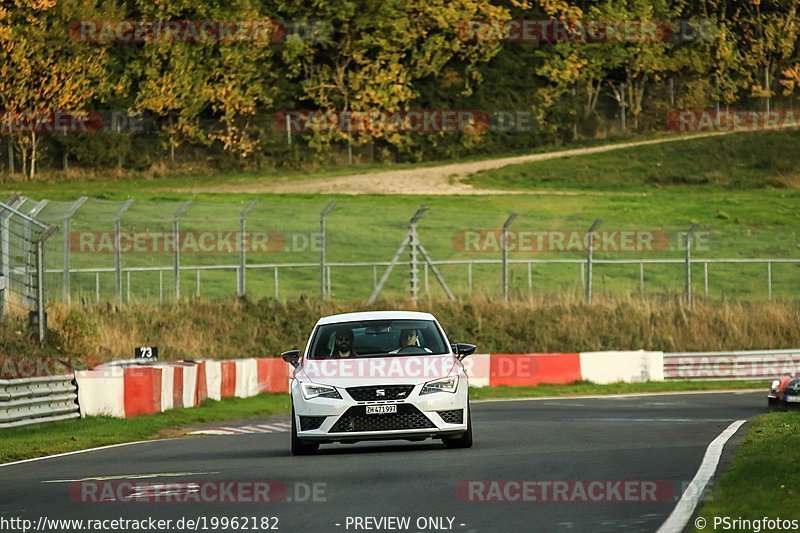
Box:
(291, 380), (469, 443)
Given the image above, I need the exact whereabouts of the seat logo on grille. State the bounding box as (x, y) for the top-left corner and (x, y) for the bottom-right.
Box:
(376, 389), (385, 397)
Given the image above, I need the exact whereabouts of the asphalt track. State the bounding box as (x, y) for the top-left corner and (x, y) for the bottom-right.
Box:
(0, 391), (765, 533)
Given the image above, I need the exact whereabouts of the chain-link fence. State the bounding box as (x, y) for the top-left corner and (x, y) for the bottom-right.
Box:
(12, 195), (797, 306)
(0, 196), (57, 341)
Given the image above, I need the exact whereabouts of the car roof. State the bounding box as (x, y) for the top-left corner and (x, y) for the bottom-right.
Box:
(316, 310), (437, 326)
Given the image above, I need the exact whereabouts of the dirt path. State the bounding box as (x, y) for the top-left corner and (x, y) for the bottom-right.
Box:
(183, 131), (733, 195)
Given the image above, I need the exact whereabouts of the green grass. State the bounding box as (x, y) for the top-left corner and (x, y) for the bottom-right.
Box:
(1, 381), (770, 464)
(1, 130), (797, 303)
(469, 380), (766, 400)
(0, 393), (290, 464)
(694, 411), (800, 529)
(0, 131), (662, 200)
(466, 130), (800, 191)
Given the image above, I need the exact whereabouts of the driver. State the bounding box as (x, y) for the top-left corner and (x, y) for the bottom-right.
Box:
(334, 328), (357, 357)
(391, 328), (431, 353)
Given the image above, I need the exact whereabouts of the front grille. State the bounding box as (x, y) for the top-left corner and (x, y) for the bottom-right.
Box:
(437, 409), (463, 424)
(299, 416), (327, 431)
(346, 385), (415, 402)
(330, 405), (435, 433)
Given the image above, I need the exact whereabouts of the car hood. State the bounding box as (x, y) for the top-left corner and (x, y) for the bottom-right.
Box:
(299, 354), (457, 388)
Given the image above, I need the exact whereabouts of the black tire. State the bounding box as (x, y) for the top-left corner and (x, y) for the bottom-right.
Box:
(444, 404), (473, 449)
(291, 407), (319, 456)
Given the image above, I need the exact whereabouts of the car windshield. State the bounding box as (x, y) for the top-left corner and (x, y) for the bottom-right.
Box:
(308, 319), (448, 359)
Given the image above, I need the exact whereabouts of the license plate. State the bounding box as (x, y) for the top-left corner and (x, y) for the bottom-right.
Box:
(366, 405), (397, 415)
(787, 395), (800, 403)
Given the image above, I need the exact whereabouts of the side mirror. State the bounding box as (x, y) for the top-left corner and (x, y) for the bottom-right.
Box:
(452, 343), (476, 360)
(281, 349), (301, 368)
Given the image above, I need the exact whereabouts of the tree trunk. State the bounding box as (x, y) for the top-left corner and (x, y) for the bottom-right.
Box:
(19, 140), (27, 178)
(29, 131), (37, 180)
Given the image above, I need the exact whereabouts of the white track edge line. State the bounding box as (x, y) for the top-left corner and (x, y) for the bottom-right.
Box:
(656, 419), (747, 533)
(0, 438), (179, 469)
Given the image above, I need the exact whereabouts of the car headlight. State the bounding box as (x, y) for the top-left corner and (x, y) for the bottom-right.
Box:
(301, 382), (342, 400)
(421, 376), (458, 395)
(771, 379), (781, 391)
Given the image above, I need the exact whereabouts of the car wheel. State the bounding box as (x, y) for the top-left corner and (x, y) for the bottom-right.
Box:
(443, 404), (473, 449)
(291, 406), (319, 456)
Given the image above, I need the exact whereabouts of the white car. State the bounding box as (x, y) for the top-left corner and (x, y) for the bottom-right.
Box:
(282, 310), (475, 455)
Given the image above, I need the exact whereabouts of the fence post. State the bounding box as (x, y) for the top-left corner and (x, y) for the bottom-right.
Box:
(36, 239), (45, 343)
(367, 206), (426, 305)
(62, 196), (87, 305)
(639, 261), (644, 294)
(238, 200), (258, 297)
(502, 213), (517, 303)
(767, 261), (772, 300)
(684, 224), (698, 308)
(114, 199), (134, 305)
(319, 201), (336, 300)
(585, 219), (602, 303)
(173, 201), (192, 300)
(35, 227), (54, 343)
(409, 217), (420, 301)
(0, 195), (24, 317)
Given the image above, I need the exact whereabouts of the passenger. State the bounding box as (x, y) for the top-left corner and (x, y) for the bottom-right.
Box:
(391, 329), (431, 353)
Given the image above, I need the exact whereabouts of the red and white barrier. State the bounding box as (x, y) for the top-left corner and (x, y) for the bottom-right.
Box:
(579, 351), (664, 384)
(75, 358), (291, 418)
(75, 351), (674, 417)
(464, 351), (665, 387)
(74, 368), (125, 418)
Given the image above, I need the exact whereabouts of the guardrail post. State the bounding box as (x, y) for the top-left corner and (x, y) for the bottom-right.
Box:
(585, 219), (602, 303)
(173, 201), (192, 300)
(501, 213), (518, 303)
(319, 201), (336, 300)
(114, 199), (134, 305)
(62, 197), (87, 305)
(684, 224), (697, 308)
(238, 200), (258, 297)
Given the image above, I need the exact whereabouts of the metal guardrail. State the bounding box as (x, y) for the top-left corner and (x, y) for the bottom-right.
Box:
(0, 375), (79, 428)
(664, 349), (800, 381)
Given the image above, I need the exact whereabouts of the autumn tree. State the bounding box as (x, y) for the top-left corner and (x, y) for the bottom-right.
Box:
(272, 0), (509, 151)
(0, 0), (116, 178)
(130, 0), (280, 162)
